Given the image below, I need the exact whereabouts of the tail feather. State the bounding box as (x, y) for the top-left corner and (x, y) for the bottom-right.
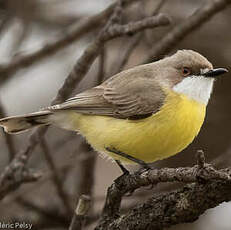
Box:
(0, 111), (53, 134)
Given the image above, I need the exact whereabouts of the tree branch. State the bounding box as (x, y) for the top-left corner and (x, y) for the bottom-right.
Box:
(144, 0), (231, 63)
(104, 175), (231, 230)
(40, 138), (72, 215)
(0, 0), (140, 82)
(0, 101), (17, 162)
(96, 152), (231, 229)
(0, 165), (41, 200)
(69, 195), (91, 230)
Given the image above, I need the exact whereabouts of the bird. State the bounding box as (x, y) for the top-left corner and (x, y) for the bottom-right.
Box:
(0, 50), (228, 172)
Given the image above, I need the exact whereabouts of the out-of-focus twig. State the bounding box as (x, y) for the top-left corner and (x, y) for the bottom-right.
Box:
(0, 101), (17, 161)
(40, 138), (72, 215)
(97, 48), (106, 83)
(144, 0), (231, 63)
(69, 195), (91, 230)
(0, 127), (45, 200)
(0, 0), (139, 83)
(111, 0), (168, 75)
(75, 143), (96, 199)
(152, 0), (168, 16)
(0, 15), (11, 36)
(142, 0), (169, 47)
(0, 166), (41, 200)
(9, 22), (30, 55)
(112, 32), (143, 75)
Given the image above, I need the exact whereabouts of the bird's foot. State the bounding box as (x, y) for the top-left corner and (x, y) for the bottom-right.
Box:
(107, 146), (153, 195)
(136, 164), (152, 175)
(106, 146), (150, 169)
(115, 160), (130, 175)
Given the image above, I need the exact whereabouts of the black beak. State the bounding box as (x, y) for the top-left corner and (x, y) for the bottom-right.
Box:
(203, 68), (228, 78)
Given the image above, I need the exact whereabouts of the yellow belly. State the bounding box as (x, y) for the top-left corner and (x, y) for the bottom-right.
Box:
(68, 91), (206, 163)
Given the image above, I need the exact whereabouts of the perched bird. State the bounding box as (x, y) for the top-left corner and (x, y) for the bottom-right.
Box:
(0, 50), (228, 171)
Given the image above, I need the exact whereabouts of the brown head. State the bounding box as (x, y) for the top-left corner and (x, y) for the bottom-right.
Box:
(155, 50), (228, 104)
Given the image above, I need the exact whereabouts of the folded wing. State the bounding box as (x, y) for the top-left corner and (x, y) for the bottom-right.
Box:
(49, 72), (166, 119)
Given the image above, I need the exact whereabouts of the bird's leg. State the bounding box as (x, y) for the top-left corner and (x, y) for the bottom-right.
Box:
(106, 147), (151, 170)
(109, 147), (152, 196)
(115, 160), (129, 175)
(114, 160), (137, 196)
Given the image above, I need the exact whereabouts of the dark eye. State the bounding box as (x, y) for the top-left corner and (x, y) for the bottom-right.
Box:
(182, 67), (191, 77)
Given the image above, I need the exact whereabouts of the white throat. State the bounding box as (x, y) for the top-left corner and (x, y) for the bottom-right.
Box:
(173, 76), (214, 105)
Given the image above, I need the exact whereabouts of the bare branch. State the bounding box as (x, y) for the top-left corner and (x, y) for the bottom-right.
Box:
(97, 48), (107, 83)
(0, 101), (17, 161)
(110, 0), (168, 75)
(0, 0), (139, 82)
(0, 126), (46, 199)
(102, 174), (231, 230)
(152, 0), (168, 16)
(40, 138), (72, 215)
(111, 33), (143, 75)
(69, 195), (91, 230)
(144, 0), (231, 63)
(100, 14), (170, 41)
(96, 157), (231, 229)
(0, 165), (41, 200)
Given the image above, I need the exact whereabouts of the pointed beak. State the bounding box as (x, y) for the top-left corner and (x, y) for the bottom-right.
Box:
(202, 68), (228, 78)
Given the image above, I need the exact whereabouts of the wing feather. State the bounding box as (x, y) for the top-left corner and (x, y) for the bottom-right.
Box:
(48, 68), (166, 119)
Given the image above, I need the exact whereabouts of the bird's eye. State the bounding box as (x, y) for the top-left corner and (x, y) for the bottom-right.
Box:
(182, 67), (191, 77)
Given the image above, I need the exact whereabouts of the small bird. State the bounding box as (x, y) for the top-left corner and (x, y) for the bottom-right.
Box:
(0, 50), (228, 171)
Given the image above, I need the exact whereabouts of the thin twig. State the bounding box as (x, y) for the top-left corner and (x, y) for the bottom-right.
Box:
(111, 0), (168, 75)
(0, 166), (41, 200)
(0, 15), (11, 37)
(69, 195), (91, 230)
(152, 0), (168, 16)
(74, 144), (96, 198)
(112, 33), (143, 75)
(40, 138), (72, 215)
(100, 14), (170, 42)
(97, 48), (107, 83)
(144, 0), (231, 63)
(0, 101), (17, 161)
(0, 0), (139, 83)
(142, 0), (169, 47)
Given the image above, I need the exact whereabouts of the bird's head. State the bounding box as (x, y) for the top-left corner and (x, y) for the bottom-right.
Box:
(161, 50), (228, 105)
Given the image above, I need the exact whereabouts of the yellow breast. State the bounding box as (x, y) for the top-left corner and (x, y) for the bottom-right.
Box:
(70, 90), (206, 164)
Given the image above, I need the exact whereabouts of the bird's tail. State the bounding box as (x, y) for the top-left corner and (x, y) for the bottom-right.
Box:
(0, 111), (53, 134)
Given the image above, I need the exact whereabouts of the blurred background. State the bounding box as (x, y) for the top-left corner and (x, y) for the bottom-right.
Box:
(0, 0), (230, 229)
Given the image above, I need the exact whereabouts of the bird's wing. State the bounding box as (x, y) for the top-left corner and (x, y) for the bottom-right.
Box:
(49, 74), (166, 119)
